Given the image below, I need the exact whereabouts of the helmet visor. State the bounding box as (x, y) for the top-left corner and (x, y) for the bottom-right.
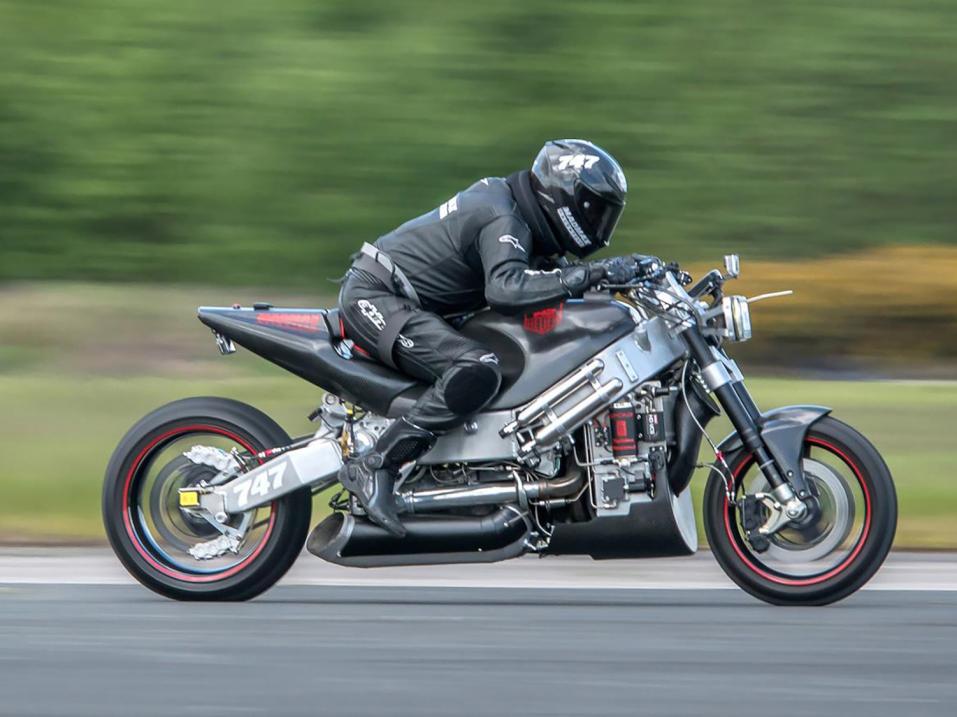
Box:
(576, 184), (624, 251)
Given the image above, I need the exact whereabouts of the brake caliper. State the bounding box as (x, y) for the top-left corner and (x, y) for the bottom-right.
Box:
(740, 495), (771, 553)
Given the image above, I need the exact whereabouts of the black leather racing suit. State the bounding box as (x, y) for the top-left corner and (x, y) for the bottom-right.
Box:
(338, 170), (596, 432)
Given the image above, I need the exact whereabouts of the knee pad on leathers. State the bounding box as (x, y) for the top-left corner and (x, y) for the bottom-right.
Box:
(441, 350), (502, 417)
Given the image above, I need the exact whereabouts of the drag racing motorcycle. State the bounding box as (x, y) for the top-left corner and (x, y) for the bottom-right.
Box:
(103, 255), (897, 605)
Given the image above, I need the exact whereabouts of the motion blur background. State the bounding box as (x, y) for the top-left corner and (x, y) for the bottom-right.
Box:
(1, 0), (955, 546)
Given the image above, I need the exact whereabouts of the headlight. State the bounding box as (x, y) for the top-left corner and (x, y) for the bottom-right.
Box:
(721, 295), (752, 342)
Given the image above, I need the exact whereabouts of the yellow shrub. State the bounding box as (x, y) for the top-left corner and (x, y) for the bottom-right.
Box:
(687, 246), (957, 370)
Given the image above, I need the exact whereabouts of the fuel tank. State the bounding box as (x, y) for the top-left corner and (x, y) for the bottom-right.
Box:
(459, 299), (636, 410)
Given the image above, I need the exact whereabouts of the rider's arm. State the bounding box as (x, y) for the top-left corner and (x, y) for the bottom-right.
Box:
(477, 216), (602, 315)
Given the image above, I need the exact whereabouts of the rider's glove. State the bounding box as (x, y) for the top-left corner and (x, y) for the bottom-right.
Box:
(630, 256), (693, 287)
(558, 263), (605, 297)
(559, 255), (651, 297)
(591, 256), (639, 284)
(558, 258), (627, 297)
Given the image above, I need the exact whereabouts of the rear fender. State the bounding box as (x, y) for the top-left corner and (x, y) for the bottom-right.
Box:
(717, 405), (831, 498)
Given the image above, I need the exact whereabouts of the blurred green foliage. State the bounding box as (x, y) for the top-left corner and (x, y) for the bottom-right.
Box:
(2, 0), (955, 285)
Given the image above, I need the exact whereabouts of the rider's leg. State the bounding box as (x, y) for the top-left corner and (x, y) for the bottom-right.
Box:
(337, 416), (435, 538)
(388, 311), (504, 432)
(338, 283), (501, 537)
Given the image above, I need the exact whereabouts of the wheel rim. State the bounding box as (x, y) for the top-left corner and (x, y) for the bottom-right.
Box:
(122, 424), (277, 583)
(723, 437), (872, 586)
(744, 458), (856, 564)
(147, 456), (220, 553)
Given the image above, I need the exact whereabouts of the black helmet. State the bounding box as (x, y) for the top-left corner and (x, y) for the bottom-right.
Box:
(530, 139), (627, 258)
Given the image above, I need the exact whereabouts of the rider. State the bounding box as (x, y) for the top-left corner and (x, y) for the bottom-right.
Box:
(338, 139), (660, 536)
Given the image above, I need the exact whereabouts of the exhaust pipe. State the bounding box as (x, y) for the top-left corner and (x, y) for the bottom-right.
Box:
(518, 378), (623, 456)
(397, 471), (583, 514)
(307, 506), (531, 567)
(501, 359), (604, 436)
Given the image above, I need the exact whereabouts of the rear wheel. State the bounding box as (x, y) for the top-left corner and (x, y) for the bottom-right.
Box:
(703, 416), (896, 605)
(103, 397), (311, 601)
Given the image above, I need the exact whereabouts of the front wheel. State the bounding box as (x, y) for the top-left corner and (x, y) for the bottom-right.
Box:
(703, 416), (896, 605)
(103, 397), (312, 601)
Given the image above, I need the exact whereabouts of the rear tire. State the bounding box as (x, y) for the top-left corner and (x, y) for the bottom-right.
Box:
(703, 416), (896, 606)
(102, 397), (311, 601)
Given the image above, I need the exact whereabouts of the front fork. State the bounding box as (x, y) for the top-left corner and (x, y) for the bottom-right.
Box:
(683, 329), (811, 525)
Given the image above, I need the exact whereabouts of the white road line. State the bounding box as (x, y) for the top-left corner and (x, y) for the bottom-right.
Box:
(2, 549), (956, 591)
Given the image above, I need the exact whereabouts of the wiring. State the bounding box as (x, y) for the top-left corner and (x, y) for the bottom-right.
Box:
(680, 360), (736, 502)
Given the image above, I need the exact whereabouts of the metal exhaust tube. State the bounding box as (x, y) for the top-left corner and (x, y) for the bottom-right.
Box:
(501, 359), (604, 436)
(398, 471), (583, 514)
(519, 378), (623, 455)
(306, 506), (531, 567)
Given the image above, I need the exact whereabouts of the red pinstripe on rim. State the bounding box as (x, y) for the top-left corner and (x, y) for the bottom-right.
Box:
(722, 437), (872, 587)
(121, 424), (277, 583)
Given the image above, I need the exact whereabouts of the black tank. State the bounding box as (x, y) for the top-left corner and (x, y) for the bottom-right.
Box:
(458, 299), (635, 409)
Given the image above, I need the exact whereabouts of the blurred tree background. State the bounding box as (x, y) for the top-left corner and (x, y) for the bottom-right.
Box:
(1, 0), (955, 284)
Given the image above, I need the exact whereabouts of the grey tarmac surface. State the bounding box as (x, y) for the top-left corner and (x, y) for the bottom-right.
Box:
(1, 551), (956, 716)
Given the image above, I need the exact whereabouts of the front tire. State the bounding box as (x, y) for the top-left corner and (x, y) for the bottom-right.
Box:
(703, 416), (896, 605)
(103, 397), (311, 601)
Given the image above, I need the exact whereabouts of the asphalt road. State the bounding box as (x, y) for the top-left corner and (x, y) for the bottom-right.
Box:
(2, 552), (956, 716)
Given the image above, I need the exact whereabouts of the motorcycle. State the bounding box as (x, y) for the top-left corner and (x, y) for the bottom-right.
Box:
(102, 255), (896, 605)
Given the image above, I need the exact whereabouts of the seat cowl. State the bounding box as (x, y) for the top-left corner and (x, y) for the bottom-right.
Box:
(197, 306), (421, 415)
(198, 306), (329, 337)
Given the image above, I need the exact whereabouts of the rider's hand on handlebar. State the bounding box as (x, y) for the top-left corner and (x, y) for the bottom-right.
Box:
(629, 256), (693, 287)
(585, 255), (692, 290)
(591, 255), (639, 285)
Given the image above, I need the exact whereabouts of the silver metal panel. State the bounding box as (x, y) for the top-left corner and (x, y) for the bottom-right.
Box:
(419, 410), (517, 465)
(700, 360), (733, 391)
(588, 316), (687, 403)
(221, 438), (342, 513)
(709, 345), (744, 383)
(615, 350), (638, 381)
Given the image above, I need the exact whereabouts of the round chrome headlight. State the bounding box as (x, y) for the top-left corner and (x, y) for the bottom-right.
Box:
(721, 295), (752, 342)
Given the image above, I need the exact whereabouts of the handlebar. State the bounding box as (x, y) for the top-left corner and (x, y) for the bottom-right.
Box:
(598, 258), (729, 302)
(687, 269), (724, 300)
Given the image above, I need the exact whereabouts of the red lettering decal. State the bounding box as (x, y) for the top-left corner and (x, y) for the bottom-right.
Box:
(523, 304), (564, 335)
(255, 312), (323, 333)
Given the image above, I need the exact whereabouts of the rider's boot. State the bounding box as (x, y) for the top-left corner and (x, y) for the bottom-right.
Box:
(338, 417), (436, 538)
